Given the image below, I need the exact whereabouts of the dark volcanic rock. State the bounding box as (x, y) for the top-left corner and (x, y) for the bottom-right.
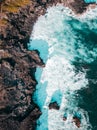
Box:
(0, 1), (48, 129)
(69, 0), (89, 14)
(49, 102), (60, 110)
(73, 116), (81, 128)
(0, 47), (44, 130)
(0, 108), (41, 130)
(0, 5), (45, 127)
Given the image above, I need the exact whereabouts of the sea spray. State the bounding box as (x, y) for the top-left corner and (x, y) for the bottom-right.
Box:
(28, 4), (97, 130)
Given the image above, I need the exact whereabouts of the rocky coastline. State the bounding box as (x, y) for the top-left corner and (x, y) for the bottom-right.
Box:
(0, 0), (96, 130)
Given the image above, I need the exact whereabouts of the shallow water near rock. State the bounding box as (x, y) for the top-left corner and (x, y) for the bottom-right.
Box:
(28, 4), (97, 130)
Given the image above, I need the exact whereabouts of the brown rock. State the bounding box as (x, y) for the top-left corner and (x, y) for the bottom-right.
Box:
(73, 117), (81, 128)
(63, 117), (67, 121)
(49, 102), (60, 110)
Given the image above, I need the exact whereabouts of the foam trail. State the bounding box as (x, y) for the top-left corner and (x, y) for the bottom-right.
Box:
(28, 4), (97, 130)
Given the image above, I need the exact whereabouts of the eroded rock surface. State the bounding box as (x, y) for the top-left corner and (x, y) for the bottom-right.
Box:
(49, 102), (60, 110)
(0, 46), (44, 130)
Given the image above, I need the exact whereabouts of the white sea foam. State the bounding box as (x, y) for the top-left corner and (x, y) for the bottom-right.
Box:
(28, 4), (97, 130)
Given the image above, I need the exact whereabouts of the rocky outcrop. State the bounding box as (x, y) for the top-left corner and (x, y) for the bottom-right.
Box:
(0, 1), (49, 129)
(73, 116), (81, 128)
(49, 102), (60, 110)
(0, 0), (96, 130)
(0, 47), (44, 130)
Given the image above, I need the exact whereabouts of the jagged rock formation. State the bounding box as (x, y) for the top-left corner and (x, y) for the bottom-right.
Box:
(0, 44), (44, 130)
(49, 102), (60, 110)
(0, 0), (95, 130)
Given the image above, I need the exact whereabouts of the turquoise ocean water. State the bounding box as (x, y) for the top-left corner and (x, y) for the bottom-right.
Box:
(84, 0), (97, 3)
(28, 5), (97, 130)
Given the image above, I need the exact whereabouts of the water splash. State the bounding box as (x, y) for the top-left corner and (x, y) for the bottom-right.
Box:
(28, 4), (97, 130)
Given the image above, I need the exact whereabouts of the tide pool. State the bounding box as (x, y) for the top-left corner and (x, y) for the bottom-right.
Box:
(28, 4), (97, 130)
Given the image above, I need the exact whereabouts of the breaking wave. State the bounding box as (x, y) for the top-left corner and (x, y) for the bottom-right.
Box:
(28, 4), (97, 130)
